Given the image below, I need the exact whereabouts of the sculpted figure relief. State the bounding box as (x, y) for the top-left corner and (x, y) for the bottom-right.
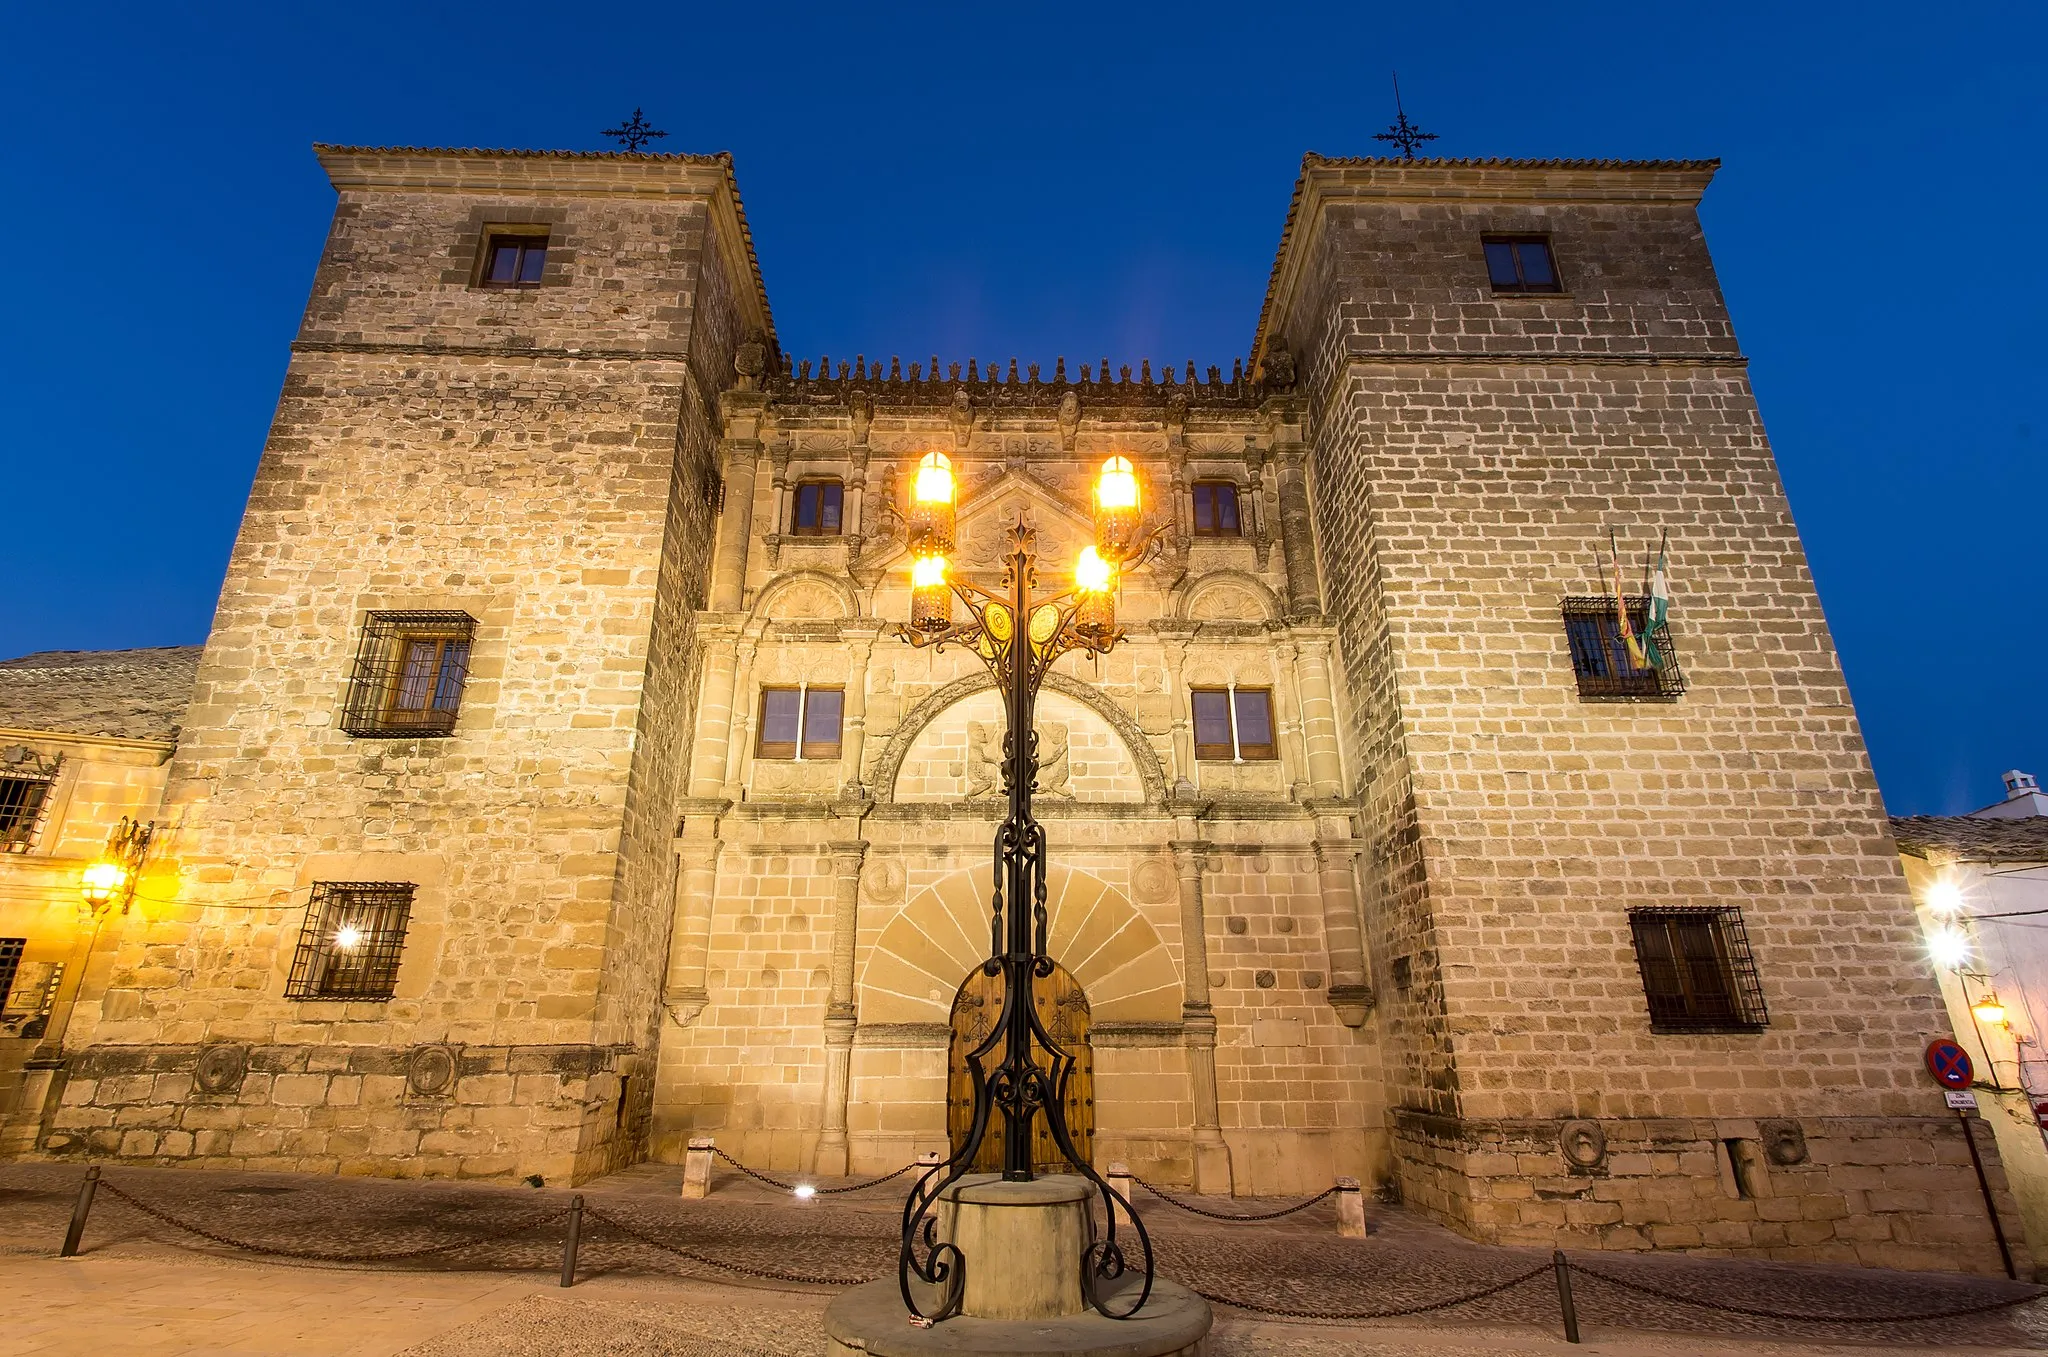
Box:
(966, 720), (1071, 799)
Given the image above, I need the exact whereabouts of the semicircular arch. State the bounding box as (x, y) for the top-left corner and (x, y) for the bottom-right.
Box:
(752, 569), (860, 623)
(1173, 569), (1282, 623)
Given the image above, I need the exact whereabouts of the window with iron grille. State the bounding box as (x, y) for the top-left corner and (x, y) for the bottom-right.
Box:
(1483, 235), (1562, 293)
(285, 883), (414, 1001)
(340, 612), (476, 738)
(1192, 481), (1242, 537)
(1190, 688), (1276, 761)
(791, 480), (844, 536)
(0, 937), (22, 1012)
(478, 230), (547, 287)
(1628, 907), (1768, 1033)
(1561, 597), (1684, 700)
(0, 772), (56, 853)
(756, 687), (843, 760)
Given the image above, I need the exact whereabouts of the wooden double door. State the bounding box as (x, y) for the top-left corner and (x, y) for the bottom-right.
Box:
(946, 963), (1094, 1173)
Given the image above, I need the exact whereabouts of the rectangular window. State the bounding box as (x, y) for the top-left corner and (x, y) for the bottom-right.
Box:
(0, 937), (22, 1013)
(0, 773), (55, 853)
(1192, 481), (1242, 537)
(1483, 235), (1561, 294)
(285, 882), (415, 1001)
(791, 480), (844, 536)
(0, 949), (59, 1039)
(480, 232), (547, 287)
(1561, 598), (1684, 700)
(1628, 907), (1768, 1033)
(340, 612), (476, 738)
(756, 687), (844, 760)
(1190, 687), (1277, 762)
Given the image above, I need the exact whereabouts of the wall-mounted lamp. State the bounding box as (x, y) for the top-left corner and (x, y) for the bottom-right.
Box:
(79, 817), (154, 915)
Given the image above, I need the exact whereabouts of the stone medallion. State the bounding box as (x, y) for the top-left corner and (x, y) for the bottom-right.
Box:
(1558, 1118), (1607, 1172)
(1759, 1118), (1808, 1166)
(1132, 857), (1177, 905)
(863, 857), (906, 905)
(406, 1044), (460, 1098)
(193, 1043), (249, 1095)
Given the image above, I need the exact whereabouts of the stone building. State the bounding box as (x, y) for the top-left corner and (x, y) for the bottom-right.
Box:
(0, 144), (2021, 1275)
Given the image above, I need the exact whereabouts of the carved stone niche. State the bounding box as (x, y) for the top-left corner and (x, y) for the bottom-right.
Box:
(192, 1043), (250, 1096)
(406, 1044), (461, 1099)
(1759, 1118), (1808, 1167)
(1558, 1119), (1608, 1173)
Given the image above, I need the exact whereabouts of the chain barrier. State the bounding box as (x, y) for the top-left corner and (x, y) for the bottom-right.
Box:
(582, 1206), (881, 1287)
(1130, 1174), (1339, 1222)
(93, 1180), (571, 1264)
(708, 1148), (918, 1195)
(1189, 1261), (1553, 1321)
(1566, 1259), (2048, 1325)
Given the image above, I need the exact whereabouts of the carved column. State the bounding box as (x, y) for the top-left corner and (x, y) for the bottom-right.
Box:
(816, 835), (868, 1175)
(709, 393), (767, 613)
(1275, 439), (1322, 618)
(1268, 638), (1311, 798)
(1291, 631), (1345, 799)
(1315, 823), (1373, 1028)
(662, 806), (728, 1028)
(687, 626), (741, 799)
(1154, 622), (1197, 786)
(721, 638), (758, 796)
(1171, 798), (1232, 1193)
(838, 625), (882, 794)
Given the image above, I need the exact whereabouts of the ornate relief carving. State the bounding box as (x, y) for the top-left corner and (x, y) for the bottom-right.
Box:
(966, 720), (1070, 800)
(406, 1045), (460, 1098)
(863, 857), (907, 904)
(1559, 1119), (1608, 1172)
(193, 1043), (249, 1095)
(1760, 1118), (1807, 1166)
(1132, 857), (1177, 905)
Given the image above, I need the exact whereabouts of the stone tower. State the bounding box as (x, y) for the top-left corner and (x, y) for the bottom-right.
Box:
(41, 148), (770, 1182)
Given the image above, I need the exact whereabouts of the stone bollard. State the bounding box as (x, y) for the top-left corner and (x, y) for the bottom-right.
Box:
(1106, 1161), (1135, 1230)
(682, 1137), (715, 1199)
(1335, 1175), (1366, 1238)
(915, 1150), (943, 1171)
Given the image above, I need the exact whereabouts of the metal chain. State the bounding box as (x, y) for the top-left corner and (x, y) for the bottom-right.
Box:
(708, 1148), (917, 1195)
(583, 1206), (880, 1286)
(94, 1181), (569, 1263)
(1131, 1175), (1339, 1222)
(1190, 1262), (1552, 1321)
(1567, 1260), (2048, 1325)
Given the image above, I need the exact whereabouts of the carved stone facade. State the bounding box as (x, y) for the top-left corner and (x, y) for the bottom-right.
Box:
(0, 146), (2020, 1276)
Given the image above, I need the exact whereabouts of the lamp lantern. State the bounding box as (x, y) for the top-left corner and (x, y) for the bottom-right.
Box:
(907, 451), (958, 558)
(1073, 545), (1117, 642)
(1092, 455), (1141, 562)
(1925, 880), (1964, 916)
(910, 554), (952, 631)
(1974, 993), (2009, 1027)
(78, 816), (154, 915)
(79, 861), (126, 909)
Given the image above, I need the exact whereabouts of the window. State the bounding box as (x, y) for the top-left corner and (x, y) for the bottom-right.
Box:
(340, 611), (477, 738)
(1561, 598), (1683, 700)
(756, 687), (844, 760)
(479, 231), (547, 287)
(1483, 235), (1561, 294)
(0, 943), (59, 1039)
(0, 938), (21, 1013)
(1192, 482), (1242, 537)
(791, 480), (844, 536)
(0, 773), (55, 853)
(1628, 907), (1768, 1033)
(285, 882), (415, 1000)
(1191, 687), (1276, 761)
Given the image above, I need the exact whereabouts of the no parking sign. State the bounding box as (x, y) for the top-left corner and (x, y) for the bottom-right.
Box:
(1925, 1038), (1975, 1090)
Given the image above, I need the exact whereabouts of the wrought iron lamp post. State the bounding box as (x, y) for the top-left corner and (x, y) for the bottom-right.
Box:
(894, 451), (1159, 1321)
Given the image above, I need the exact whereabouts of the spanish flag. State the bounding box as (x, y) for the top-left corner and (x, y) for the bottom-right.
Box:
(1609, 532), (1650, 670)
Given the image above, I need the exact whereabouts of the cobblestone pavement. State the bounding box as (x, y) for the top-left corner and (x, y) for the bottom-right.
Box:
(3, 1159), (2046, 1355)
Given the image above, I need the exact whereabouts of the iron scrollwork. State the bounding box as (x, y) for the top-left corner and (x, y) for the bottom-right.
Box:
(895, 517), (1160, 1322)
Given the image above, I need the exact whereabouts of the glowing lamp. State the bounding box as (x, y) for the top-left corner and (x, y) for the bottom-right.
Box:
(1092, 456), (1141, 562)
(1925, 881), (1964, 916)
(907, 452), (957, 557)
(80, 861), (126, 909)
(910, 554), (952, 632)
(1974, 993), (2008, 1026)
(1928, 927), (1969, 970)
(334, 924), (364, 952)
(1074, 546), (1117, 641)
(1074, 546), (1114, 594)
(792, 1183), (818, 1201)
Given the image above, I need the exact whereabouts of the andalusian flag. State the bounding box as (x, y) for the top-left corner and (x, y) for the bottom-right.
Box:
(1609, 532), (1651, 670)
(1641, 532), (1671, 670)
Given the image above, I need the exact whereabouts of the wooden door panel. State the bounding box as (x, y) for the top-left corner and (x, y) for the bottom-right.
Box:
(946, 963), (1092, 1172)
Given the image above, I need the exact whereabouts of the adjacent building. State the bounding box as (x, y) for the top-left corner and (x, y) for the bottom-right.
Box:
(0, 144), (2021, 1275)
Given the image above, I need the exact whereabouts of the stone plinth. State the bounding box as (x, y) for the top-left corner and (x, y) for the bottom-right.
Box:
(824, 1279), (1210, 1357)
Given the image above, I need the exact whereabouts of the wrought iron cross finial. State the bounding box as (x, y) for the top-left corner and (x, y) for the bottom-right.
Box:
(603, 108), (668, 152)
(1373, 73), (1438, 161)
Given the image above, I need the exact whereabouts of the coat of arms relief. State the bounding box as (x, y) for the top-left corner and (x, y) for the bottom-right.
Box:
(965, 719), (1072, 800)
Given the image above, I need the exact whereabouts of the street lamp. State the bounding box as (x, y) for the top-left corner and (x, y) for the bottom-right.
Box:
(79, 817), (154, 915)
(895, 452), (1157, 1322)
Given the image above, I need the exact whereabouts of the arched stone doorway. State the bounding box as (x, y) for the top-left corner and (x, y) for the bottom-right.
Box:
(946, 963), (1094, 1173)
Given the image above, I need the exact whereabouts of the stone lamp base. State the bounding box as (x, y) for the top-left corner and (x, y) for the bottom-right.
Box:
(825, 1173), (1211, 1357)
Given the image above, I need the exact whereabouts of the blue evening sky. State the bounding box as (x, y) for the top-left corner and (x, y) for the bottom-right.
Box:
(2, 3), (2041, 815)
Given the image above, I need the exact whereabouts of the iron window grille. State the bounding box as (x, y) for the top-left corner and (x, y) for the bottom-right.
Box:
(0, 770), (57, 853)
(1483, 235), (1562, 294)
(0, 937), (21, 1012)
(1192, 481), (1243, 537)
(340, 612), (476, 738)
(791, 480), (844, 536)
(756, 686), (844, 761)
(1628, 907), (1768, 1033)
(285, 882), (415, 1001)
(1561, 597), (1684, 700)
(479, 231), (547, 287)
(1191, 687), (1277, 761)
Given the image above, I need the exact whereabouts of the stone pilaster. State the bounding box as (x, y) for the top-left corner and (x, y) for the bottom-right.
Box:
(816, 835), (868, 1175)
(1313, 822), (1372, 1027)
(837, 624), (883, 795)
(721, 637), (758, 796)
(1171, 799), (1232, 1193)
(662, 802), (729, 1028)
(1291, 631), (1345, 798)
(709, 393), (766, 613)
(686, 624), (741, 799)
